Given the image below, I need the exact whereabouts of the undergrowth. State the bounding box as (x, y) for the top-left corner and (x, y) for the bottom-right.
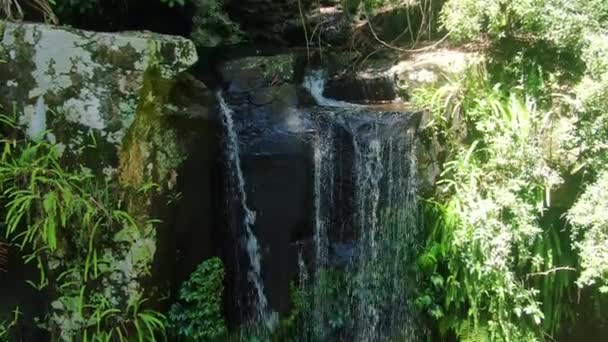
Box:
(414, 1), (608, 340)
(0, 111), (166, 341)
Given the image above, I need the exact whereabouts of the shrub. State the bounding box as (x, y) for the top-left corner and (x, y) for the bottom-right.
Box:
(190, 0), (243, 47)
(414, 66), (577, 340)
(568, 172), (608, 291)
(440, 0), (604, 49)
(168, 257), (227, 341)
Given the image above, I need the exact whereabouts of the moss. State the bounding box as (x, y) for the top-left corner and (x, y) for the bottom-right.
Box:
(91, 43), (140, 70)
(247, 55), (295, 83)
(119, 65), (182, 188)
(115, 59), (189, 310)
(0, 20), (6, 53)
(118, 44), (188, 232)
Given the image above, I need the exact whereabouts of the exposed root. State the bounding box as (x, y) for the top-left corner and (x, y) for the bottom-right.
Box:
(1, 0), (58, 24)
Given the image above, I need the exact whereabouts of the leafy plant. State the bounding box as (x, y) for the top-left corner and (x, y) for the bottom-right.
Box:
(190, 0), (243, 47)
(0, 112), (166, 340)
(81, 292), (167, 342)
(168, 257), (227, 341)
(0, 307), (21, 340)
(568, 172), (608, 291)
(414, 66), (581, 340)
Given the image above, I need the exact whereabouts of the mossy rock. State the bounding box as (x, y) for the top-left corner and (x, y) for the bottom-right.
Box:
(221, 54), (295, 92)
(0, 22), (204, 338)
(0, 21), (197, 161)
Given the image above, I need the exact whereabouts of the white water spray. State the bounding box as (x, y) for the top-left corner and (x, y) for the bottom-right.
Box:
(303, 70), (362, 108)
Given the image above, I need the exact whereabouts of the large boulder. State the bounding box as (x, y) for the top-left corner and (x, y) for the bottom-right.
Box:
(0, 21), (196, 150)
(0, 21), (210, 339)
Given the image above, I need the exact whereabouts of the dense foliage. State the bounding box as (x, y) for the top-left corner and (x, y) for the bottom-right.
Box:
(190, 0), (243, 48)
(2, 0), (608, 341)
(168, 257), (227, 341)
(413, 0), (608, 340)
(416, 68), (570, 340)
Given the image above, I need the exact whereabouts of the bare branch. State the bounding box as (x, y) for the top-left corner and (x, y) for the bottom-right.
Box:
(526, 266), (576, 278)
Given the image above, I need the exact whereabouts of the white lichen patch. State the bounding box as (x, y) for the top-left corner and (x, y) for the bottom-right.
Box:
(63, 87), (105, 130)
(20, 96), (47, 140)
(29, 30), (93, 98)
(102, 165), (118, 180)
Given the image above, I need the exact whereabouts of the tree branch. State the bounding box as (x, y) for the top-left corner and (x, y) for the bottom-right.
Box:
(526, 266), (576, 278)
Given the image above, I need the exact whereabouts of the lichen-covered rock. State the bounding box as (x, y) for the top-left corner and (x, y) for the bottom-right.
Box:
(0, 21), (202, 339)
(0, 21), (197, 157)
(389, 49), (481, 98)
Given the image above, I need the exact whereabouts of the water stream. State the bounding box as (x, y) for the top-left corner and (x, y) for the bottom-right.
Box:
(217, 72), (422, 339)
(308, 108), (423, 341)
(217, 93), (277, 329)
(303, 70), (362, 108)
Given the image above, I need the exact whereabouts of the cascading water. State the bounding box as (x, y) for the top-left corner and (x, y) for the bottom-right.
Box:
(308, 107), (424, 341)
(215, 70), (423, 340)
(217, 93), (277, 329)
(304, 71), (361, 108)
(353, 133), (384, 341)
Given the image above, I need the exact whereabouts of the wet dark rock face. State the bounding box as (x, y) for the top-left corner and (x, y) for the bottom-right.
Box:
(224, 0), (315, 44)
(219, 75), (317, 320)
(324, 74), (399, 103)
(240, 126), (316, 315)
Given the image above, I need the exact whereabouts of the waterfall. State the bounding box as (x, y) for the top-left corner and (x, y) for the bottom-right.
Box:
(216, 93), (277, 329)
(354, 133), (384, 341)
(311, 118), (334, 338)
(303, 71), (361, 108)
(310, 110), (423, 341)
(216, 82), (422, 339)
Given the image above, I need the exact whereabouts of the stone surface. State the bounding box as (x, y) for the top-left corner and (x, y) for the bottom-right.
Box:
(221, 54), (295, 92)
(316, 48), (479, 104)
(220, 54), (300, 122)
(0, 21), (197, 155)
(323, 74), (397, 103)
(389, 48), (481, 97)
(0, 21), (204, 339)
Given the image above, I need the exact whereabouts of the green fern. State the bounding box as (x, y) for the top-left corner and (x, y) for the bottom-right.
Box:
(457, 321), (490, 342)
